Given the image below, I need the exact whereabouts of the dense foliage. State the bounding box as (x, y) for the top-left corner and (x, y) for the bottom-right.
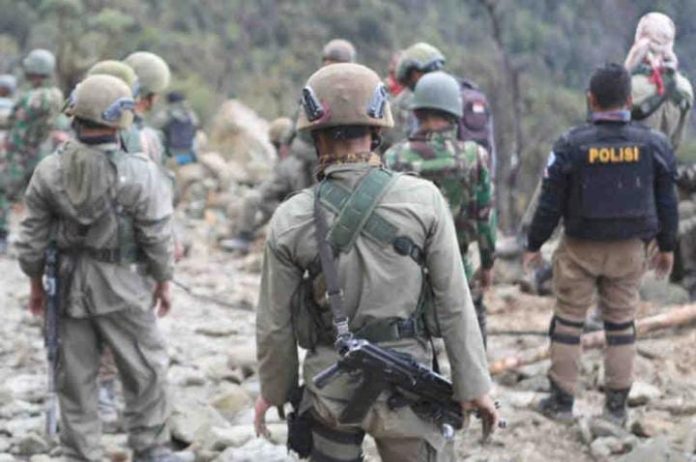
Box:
(2, 0), (695, 227)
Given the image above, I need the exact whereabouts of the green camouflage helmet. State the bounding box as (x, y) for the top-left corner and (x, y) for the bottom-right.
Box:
(123, 51), (170, 95)
(268, 117), (293, 144)
(297, 63), (393, 132)
(410, 71), (463, 118)
(87, 60), (140, 96)
(322, 39), (356, 64)
(396, 42), (446, 84)
(23, 49), (56, 76)
(70, 74), (135, 129)
(0, 74), (17, 94)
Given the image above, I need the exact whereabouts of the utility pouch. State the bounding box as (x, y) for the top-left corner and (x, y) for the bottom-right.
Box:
(286, 386), (313, 458)
(291, 267), (335, 350)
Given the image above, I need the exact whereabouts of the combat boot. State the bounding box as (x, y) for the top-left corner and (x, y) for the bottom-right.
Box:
(602, 388), (630, 427)
(536, 380), (574, 423)
(133, 446), (185, 462)
(98, 379), (120, 433)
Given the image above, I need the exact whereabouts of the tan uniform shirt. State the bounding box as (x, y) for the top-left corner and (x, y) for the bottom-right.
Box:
(17, 140), (174, 317)
(257, 163), (491, 410)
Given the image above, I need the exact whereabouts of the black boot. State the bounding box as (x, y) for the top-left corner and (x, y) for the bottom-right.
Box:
(603, 388), (630, 427)
(536, 379), (574, 423)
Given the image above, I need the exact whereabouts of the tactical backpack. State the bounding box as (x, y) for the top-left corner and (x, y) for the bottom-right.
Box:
(457, 79), (494, 156)
(162, 111), (196, 151)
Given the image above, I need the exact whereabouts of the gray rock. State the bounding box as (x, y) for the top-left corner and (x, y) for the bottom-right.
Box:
(639, 277), (689, 305)
(590, 417), (632, 439)
(0, 454), (16, 462)
(628, 382), (662, 407)
(590, 437), (621, 459)
(214, 438), (295, 462)
(14, 433), (49, 456)
(203, 426), (255, 451)
(170, 398), (231, 445)
(630, 414), (674, 438)
(168, 366), (207, 387)
(209, 385), (253, 421)
(617, 436), (689, 462)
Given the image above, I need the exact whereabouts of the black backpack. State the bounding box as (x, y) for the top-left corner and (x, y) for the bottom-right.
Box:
(163, 112), (196, 151)
(457, 79), (494, 158)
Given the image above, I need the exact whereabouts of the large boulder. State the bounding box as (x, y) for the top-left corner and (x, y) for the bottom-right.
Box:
(208, 100), (275, 185)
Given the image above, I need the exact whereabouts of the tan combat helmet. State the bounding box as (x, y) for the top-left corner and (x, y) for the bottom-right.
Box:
(70, 74), (135, 129)
(268, 117), (293, 145)
(396, 42), (446, 85)
(322, 39), (357, 64)
(87, 60), (140, 96)
(23, 49), (56, 77)
(296, 63), (393, 132)
(123, 51), (170, 96)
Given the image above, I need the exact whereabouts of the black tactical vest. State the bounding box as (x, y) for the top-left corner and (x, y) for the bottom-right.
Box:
(563, 122), (660, 241)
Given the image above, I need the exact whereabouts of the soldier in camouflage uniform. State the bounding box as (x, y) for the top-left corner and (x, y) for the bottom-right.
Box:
(385, 71), (496, 347)
(0, 74), (17, 253)
(2, 50), (63, 250)
(384, 43), (445, 150)
(17, 74), (178, 462)
(254, 62), (498, 462)
(220, 118), (318, 253)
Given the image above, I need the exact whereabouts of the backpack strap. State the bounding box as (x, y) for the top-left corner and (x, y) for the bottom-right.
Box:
(319, 168), (399, 252)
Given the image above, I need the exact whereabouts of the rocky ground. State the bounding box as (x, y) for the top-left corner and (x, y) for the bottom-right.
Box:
(1, 217), (696, 462)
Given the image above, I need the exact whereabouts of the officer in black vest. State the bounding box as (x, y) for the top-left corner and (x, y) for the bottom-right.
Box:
(523, 63), (678, 426)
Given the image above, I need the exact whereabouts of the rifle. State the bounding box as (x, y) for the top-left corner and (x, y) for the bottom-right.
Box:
(43, 243), (60, 437)
(313, 338), (464, 435)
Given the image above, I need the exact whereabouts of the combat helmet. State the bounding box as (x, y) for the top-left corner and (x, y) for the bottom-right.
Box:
(87, 60), (140, 97)
(70, 74), (135, 129)
(396, 42), (446, 84)
(322, 39), (356, 64)
(0, 74), (17, 94)
(268, 117), (293, 145)
(410, 71), (463, 118)
(23, 49), (56, 77)
(296, 63), (393, 132)
(123, 51), (170, 95)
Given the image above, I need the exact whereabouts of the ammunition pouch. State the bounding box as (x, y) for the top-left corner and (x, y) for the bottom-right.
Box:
(286, 386), (313, 458)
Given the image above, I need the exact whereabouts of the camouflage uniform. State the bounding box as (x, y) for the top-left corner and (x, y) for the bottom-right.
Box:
(0, 76), (17, 246)
(2, 83), (63, 237)
(385, 129), (495, 345)
(16, 75), (175, 461)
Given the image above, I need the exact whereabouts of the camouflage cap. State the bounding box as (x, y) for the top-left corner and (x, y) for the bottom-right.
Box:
(297, 63), (393, 132)
(71, 74), (135, 129)
(322, 39), (357, 64)
(23, 49), (56, 77)
(123, 51), (171, 95)
(0, 74), (17, 93)
(410, 71), (463, 118)
(87, 60), (140, 96)
(396, 42), (446, 84)
(268, 117), (294, 144)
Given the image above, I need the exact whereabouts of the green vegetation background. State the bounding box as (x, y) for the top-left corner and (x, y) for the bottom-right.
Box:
(2, 0), (694, 228)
